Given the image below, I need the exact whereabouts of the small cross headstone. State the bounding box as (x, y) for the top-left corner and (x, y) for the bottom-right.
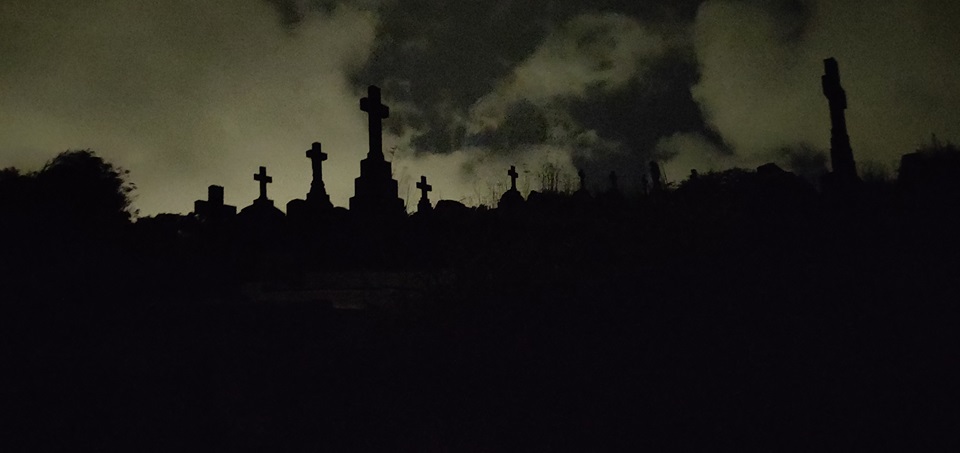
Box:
(254, 166), (272, 201)
(417, 175), (432, 200)
(499, 165), (525, 210)
(508, 165), (519, 191)
(306, 142), (328, 200)
(416, 175), (433, 213)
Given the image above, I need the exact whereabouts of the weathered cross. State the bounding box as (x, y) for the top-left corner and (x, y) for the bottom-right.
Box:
(822, 57), (856, 181)
(508, 165), (519, 191)
(306, 142), (327, 196)
(416, 175), (432, 200)
(360, 85), (390, 160)
(254, 166), (272, 200)
(306, 142), (327, 172)
(822, 58), (847, 112)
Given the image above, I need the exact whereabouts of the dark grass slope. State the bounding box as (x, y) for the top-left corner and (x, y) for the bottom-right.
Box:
(3, 156), (960, 451)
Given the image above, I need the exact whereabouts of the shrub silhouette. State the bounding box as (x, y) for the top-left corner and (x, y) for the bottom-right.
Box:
(1, 151), (138, 301)
(34, 149), (136, 234)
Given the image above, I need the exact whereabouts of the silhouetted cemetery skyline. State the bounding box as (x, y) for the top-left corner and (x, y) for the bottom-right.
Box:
(4, 57), (960, 451)
(5, 58), (960, 265)
(4, 58), (948, 224)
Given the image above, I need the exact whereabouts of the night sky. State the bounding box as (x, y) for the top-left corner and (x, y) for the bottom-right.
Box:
(2, 0), (958, 216)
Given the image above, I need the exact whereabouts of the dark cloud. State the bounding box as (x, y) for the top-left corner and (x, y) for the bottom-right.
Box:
(566, 52), (727, 178)
(771, 0), (815, 42)
(354, 1), (552, 137)
(263, 0), (306, 27)
(357, 1), (701, 140)
(299, 0), (722, 193)
(471, 100), (551, 152)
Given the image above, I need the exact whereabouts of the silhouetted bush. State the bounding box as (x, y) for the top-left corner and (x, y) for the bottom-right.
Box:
(36, 149), (136, 231)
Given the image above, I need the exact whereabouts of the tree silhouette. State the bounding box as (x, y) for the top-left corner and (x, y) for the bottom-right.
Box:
(35, 149), (137, 233)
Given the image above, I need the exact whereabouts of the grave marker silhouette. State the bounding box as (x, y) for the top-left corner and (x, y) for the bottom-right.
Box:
(194, 185), (236, 224)
(239, 165), (285, 228)
(417, 175), (433, 213)
(350, 86), (404, 217)
(498, 165), (525, 210)
(254, 166), (273, 205)
(822, 58), (858, 183)
(306, 142), (330, 204)
(287, 142), (334, 221)
(360, 85), (390, 161)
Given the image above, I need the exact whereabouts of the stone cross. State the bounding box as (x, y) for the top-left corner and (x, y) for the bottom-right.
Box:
(822, 57), (856, 181)
(360, 85), (390, 160)
(578, 169), (586, 192)
(254, 166), (272, 200)
(306, 142), (327, 198)
(508, 165), (519, 191)
(417, 175), (432, 200)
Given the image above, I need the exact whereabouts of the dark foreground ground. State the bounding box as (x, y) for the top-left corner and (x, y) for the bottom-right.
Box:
(3, 193), (959, 451)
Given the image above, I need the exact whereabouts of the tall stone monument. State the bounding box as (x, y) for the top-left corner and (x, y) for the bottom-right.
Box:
(822, 58), (858, 183)
(349, 85), (405, 217)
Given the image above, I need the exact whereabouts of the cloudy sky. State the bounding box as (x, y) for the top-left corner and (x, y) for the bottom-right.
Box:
(1, 0), (958, 215)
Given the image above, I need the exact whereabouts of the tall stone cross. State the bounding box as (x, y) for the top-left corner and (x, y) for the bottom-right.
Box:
(254, 166), (272, 201)
(306, 142), (328, 198)
(360, 85), (390, 160)
(508, 165), (519, 191)
(822, 58), (856, 181)
(417, 175), (432, 200)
